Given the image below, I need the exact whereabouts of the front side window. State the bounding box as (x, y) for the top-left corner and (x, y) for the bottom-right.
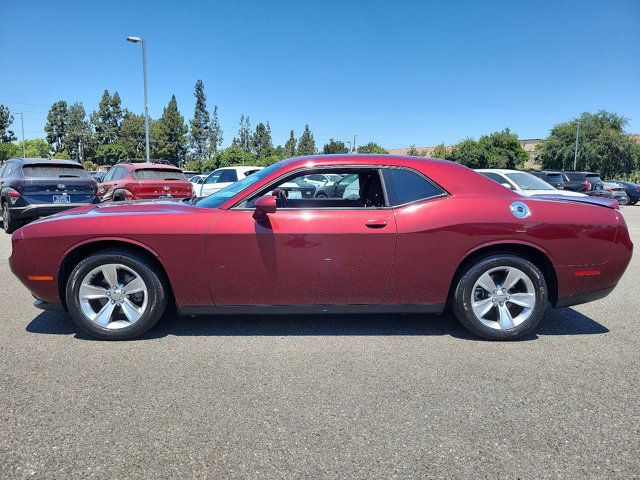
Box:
(243, 169), (385, 209)
(204, 170), (223, 184)
(111, 166), (127, 181)
(382, 168), (445, 206)
(219, 169), (238, 183)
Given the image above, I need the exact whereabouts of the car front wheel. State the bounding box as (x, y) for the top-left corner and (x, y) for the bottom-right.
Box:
(65, 249), (168, 340)
(452, 254), (548, 340)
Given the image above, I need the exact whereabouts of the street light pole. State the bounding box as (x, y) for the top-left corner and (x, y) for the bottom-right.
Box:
(573, 122), (580, 170)
(15, 112), (25, 158)
(126, 36), (150, 161)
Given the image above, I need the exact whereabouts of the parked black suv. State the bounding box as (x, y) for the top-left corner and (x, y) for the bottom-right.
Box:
(529, 171), (566, 189)
(0, 158), (98, 233)
(560, 171), (606, 194)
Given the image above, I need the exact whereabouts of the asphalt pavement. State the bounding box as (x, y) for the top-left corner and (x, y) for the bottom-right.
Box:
(1, 207), (639, 479)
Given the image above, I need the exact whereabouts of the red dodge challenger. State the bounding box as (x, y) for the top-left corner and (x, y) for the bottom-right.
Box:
(9, 155), (633, 340)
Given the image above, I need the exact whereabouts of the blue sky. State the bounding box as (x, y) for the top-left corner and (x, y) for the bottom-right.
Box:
(1, 0), (638, 149)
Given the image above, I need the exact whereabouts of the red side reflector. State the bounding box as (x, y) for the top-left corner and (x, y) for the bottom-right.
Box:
(28, 275), (54, 281)
(575, 270), (600, 277)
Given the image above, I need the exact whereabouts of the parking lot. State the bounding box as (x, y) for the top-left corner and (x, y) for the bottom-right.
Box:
(0, 207), (638, 479)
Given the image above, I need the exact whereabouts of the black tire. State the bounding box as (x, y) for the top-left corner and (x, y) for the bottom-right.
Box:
(65, 249), (168, 340)
(452, 254), (548, 340)
(2, 201), (20, 234)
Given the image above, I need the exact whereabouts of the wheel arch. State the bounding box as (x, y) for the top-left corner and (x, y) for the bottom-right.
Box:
(447, 242), (558, 306)
(58, 239), (175, 311)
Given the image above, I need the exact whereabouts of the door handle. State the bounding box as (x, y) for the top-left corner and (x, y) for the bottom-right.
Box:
(365, 219), (387, 228)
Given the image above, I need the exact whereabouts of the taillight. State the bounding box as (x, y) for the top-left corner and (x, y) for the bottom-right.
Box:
(7, 188), (20, 204)
(584, 181), (591, 191)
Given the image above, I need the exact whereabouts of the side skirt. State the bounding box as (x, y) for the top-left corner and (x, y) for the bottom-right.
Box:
(178, 304), (446, 316)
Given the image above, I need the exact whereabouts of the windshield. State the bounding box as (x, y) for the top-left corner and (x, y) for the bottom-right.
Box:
(196, 163), (281, 208)
(22, 164), (90, 178)
(132, 168), (187, 181)
(546, 173), (563, 183)
(505, 172), (555, 190)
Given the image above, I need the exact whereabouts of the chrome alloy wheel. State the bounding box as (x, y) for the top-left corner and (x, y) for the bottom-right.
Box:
(470, 266), (536, 330)
(78, 263), (148, 329)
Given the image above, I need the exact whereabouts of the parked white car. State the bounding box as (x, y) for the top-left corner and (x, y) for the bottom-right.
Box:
(189, 174), (208, 194)
(199, 166), (263, 197)
(475, 169), (587, 198)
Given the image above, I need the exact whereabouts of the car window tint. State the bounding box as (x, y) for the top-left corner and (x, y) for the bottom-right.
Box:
(505, 172), (555, 190)
(205, 171), (223, 184)
(22, 164), (90, 178)
(131, 169), (187, 181)
(382, 168), (445, 206)
(546, 173), (563, 182)
(245, 169), (385, 209)
(219, 169), (238, 183)
(479, 172), (506, 184)
(564, 172), (582, 181)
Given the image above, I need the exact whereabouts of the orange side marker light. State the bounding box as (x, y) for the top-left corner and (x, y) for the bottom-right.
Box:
(27, 275), (54, 281)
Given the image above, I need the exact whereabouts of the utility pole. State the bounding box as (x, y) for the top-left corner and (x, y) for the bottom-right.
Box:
(15, 112), (25, 158)
(352, 134), (357, 154)
(126, 36), (150, 161)
(573, 122), (580, 170)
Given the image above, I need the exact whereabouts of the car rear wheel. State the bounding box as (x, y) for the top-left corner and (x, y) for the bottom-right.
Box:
(452, 254), (548, 340)
(1, 202), (20, 234)
(65, 250), (168, 340)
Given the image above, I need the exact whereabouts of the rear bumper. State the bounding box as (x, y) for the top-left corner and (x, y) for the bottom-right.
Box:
(555, 285), (616, 308)
(9, 202), (94, 220)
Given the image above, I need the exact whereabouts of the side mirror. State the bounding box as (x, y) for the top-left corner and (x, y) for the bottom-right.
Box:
(253, 195), (277, 219)
(501, 182), (515, 190)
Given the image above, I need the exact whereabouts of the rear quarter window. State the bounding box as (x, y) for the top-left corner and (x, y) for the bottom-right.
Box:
(131, 169), (188, 181)
(382, 168), (445, 206)
(22, 165), (90, 178)
(564, 173), (583, 181)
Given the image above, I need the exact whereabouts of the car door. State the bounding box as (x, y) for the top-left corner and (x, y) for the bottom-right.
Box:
(205, 168), (397, 306)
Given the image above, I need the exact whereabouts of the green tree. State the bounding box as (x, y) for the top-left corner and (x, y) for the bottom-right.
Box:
(478, 128), (529, 169)
(284, 130), (297, 157)
(0, 105), (17, 143)
(296, 124), (316, 156)
(211, 145), (257, 169)
(232, 114), (252, 152)
(538, 110), (639, 177)
(155, 95), (188, 165)
(252, 122), (274, 159)
(19, 138), (50, 158)
(91, 90), (124, 163)
(184, 159), (205, 173)
(406, 145), (426, 156)
(64, 102), (92, 161)
(119, 111), (147, 159)
(209, 105), (223, 155)
(431, 143), (449, 159)
(44, 100), (68, 153)
(357, 142), (388, 154)
(322, 138), (349, 154)
(189, 79), (210, 160)
(0, 143), (19, 162)
(446, 139), (488, 168)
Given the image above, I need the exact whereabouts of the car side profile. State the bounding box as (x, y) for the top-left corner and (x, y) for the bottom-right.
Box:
(475, 169), (586, 198)
(97, 160), (193, 201)
(0, 158), (98, 234)
(9, 155), (633, 341)
(613, 180), (640, 205)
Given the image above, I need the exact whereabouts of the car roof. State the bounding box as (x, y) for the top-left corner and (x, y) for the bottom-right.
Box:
(474, 168), (521, 174)
(7, 157), (84, 167)
(122, 162), (182, 170)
